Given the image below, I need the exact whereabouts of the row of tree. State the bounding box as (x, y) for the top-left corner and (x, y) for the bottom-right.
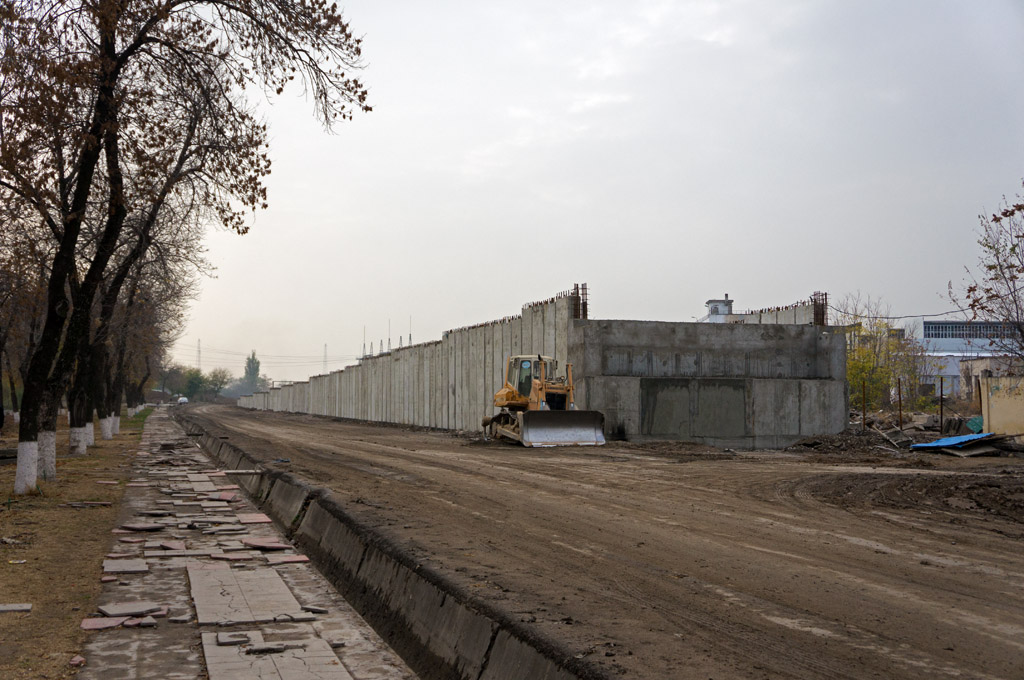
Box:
(1, 0), (369, 494)
(157, 352), (270, 401)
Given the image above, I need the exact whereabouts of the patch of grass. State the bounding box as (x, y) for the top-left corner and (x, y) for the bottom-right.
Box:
(0, 410), (148, 679)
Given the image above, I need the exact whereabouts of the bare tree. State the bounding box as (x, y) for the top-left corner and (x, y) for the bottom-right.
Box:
(951, 187), (1024, 362)
(2, 0), (369, 493)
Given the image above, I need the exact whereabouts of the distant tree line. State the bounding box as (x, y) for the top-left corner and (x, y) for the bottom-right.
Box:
(0, 0), (369, 494)
(156, 352), (269, 402)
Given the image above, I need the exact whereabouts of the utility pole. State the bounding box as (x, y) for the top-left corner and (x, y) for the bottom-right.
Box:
(323, 344), (327, 374)
(197, 339), (201, 371)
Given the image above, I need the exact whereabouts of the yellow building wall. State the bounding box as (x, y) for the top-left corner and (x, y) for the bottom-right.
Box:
(980, 376), (1024, 435)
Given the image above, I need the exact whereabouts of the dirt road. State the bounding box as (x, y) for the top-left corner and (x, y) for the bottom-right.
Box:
(187, 404), (1024, 679)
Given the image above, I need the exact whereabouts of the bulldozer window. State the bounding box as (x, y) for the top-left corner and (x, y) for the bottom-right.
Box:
(517, 360), (533, 397)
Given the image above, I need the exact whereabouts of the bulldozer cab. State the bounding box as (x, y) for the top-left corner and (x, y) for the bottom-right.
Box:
(509, 356), (557, 398)
(514, 358), (534, 397)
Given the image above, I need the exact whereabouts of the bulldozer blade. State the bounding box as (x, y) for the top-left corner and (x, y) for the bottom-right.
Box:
(519, 410), (606, 447)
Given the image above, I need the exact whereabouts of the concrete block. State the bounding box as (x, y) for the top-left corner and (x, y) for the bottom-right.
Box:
(263, 476), (310, 529)
(640, 379), (692, 438)
(750, 379), (801, 436)
(691, 380), (748, 439)
(479, 629), (578, 680)
(295, 501), (365, 573)
(799, 379), (848, 436)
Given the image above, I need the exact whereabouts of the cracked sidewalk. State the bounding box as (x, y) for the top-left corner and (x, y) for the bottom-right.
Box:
(76, 406), (415, 680)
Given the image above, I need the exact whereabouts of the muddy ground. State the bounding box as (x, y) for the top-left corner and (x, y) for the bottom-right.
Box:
(185, 404), (1024, 679)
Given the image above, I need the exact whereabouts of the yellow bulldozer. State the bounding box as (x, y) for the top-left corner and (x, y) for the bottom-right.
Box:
(482, 354), (605, 447)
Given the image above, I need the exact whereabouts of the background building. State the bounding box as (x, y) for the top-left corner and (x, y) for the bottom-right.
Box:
(920, 320), (1017, 397)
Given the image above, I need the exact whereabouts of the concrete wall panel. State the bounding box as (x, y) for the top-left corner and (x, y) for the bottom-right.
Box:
(238, 291), (845, 448)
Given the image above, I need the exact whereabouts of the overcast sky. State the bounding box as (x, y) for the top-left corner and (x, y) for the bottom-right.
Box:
(169, 0), (1024, 381)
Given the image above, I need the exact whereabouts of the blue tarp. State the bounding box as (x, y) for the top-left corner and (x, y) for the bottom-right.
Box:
(910, 433), (994, 450)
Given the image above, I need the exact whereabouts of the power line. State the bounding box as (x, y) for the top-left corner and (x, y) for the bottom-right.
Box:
(827, 304), (968, 321)
(170, 343), (357, 361)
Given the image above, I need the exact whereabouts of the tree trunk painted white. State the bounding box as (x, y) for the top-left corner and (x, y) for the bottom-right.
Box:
(14, 441), (38, 495)
(69, 427), (87, 455)
(38, 431), (56, 480)
(86, 421), (95, 446)
(12, 411), (19, 424)
(100, 417), (113, 440)
(112, 415), (120, 435)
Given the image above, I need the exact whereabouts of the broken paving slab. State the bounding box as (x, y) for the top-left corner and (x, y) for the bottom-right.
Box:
(0, 603), (32, 613)
(143, 550), (214, 558)
(103, 559), (149, 574)
(188, 565), (309, 625)
(81, 616), (129, 630)
(210, 552), (256, 561)
(236, 513), (272, 524)
(121, 616), (157, 628)
(243, 537), (291, 551)
(119, 522), (165, 532)
(216, 631), (252, 646)
(266, 554), (310, 565)
(202, 527), (250, 536)
(201, 631), (350, 680)
(159, 540), (187, 551)
(97, 601), (163, 617)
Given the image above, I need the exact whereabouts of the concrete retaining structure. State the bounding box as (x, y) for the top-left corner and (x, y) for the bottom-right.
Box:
(573, 319), (847, 448)
(239, 288), (848, 448)
(174, 411), (607, 680)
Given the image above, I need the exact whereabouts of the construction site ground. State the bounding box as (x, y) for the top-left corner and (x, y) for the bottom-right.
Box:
(184, 404), (1024, 680)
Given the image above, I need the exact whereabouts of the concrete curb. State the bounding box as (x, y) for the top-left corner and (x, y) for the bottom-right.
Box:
(173, 411), (611, 680)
